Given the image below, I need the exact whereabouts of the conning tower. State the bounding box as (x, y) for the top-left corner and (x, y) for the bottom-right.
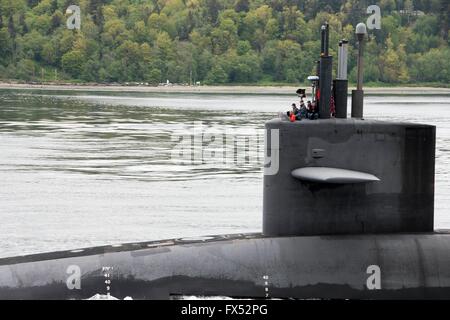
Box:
(263, 24), (435, 237)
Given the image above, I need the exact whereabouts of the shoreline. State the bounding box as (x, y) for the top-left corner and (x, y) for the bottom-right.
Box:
(0, 82), (449, 95)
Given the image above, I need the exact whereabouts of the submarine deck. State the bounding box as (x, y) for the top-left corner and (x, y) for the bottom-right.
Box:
(1, 230), (450, 266)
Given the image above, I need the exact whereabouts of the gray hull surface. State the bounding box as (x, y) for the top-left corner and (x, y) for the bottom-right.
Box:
(1, 232), (450, 300)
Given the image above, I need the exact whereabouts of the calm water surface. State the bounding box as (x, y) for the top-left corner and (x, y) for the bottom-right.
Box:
(0, 89), (449, 258)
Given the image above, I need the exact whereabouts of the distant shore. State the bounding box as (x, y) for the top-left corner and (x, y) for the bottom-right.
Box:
(0, 81), (449, 95)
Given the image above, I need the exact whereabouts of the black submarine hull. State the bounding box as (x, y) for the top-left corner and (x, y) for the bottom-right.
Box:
(1, 231), (450, 300)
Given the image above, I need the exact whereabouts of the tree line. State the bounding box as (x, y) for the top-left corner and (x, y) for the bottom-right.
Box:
(0, 0), (448, 85)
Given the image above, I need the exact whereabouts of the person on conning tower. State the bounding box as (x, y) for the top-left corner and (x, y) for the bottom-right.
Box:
(299, 101), (308, 119)
(296, 88), (306, 105)
(287, 103), (299, 119)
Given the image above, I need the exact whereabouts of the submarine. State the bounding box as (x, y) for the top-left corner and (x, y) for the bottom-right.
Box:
(1, 23), (449, 300)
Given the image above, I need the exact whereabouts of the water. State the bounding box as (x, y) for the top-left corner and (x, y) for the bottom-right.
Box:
(0, 90), (449, 258)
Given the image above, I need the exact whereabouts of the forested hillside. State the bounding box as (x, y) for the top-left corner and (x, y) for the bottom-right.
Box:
(0, 0), (448, 85)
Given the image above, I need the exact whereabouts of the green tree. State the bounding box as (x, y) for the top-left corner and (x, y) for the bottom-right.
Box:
(0, 27), (13, 64)
(61, 50), (84, 78)
(146, 68), (162, 85)
(205, 63), (228, 84)
(410, 47), (450, 82)
(15, 58), (36, 80)
(379, 38), (410, 83)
